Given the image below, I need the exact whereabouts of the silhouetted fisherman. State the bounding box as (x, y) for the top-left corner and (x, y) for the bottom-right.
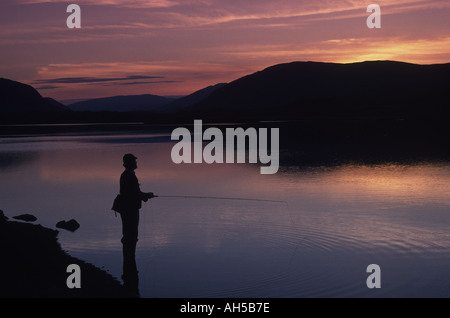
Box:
(119, 153), (154, 295)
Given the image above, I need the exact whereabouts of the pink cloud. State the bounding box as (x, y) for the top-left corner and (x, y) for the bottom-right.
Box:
(13, 0), (178, 8)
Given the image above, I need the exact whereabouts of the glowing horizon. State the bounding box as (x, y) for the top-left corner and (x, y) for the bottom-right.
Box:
(1, 0), (450, 103)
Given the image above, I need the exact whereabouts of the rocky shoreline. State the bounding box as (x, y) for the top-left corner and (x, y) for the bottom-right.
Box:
(0, 210), (134, 298)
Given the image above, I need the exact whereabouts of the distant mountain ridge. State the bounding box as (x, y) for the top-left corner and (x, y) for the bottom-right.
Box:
(68, 94), (176, 112)
(66, 83), (226, 113)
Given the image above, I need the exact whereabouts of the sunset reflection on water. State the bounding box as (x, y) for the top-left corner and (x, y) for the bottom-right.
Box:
(1, 133), (449, 297)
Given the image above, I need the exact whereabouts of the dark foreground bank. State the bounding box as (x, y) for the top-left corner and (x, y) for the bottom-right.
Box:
(0, 211), (134, 298)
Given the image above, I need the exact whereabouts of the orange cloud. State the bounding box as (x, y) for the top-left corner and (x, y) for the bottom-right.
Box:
(217, 35), (450, 66)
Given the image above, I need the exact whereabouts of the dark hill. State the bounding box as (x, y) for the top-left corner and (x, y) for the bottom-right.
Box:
(162, 83), (227, 113)
(185, 61), (450, 120)
(43, 97), (71, 111)
(0, 78), (70, 113)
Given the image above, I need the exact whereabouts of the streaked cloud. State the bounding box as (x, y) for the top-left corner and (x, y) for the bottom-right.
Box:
(30, 61), (249, 99)
(33, 75), (164, 85)
(13, 0), (179, 8)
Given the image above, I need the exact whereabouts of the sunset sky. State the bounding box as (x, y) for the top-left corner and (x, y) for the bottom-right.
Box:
(1, 0), (450, 103)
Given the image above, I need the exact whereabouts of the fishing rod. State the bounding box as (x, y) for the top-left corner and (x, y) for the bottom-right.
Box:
(153, 194), (287, 204)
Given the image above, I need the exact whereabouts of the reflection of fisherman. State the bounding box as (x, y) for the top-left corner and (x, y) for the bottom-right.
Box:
(119, 153), (154, 292)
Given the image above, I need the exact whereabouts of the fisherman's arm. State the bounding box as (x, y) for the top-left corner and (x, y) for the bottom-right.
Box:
(141, 191), (155, 202)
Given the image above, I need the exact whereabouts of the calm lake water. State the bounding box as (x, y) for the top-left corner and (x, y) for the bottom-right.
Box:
(1, 127), (449, 298)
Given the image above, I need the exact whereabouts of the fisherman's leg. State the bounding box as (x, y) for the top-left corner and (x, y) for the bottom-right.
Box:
(120, 210), (139, 275)
(120, 212), (140, 295)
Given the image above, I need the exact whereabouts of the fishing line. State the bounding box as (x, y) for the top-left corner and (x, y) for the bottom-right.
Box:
(155, 194), (288, 205)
